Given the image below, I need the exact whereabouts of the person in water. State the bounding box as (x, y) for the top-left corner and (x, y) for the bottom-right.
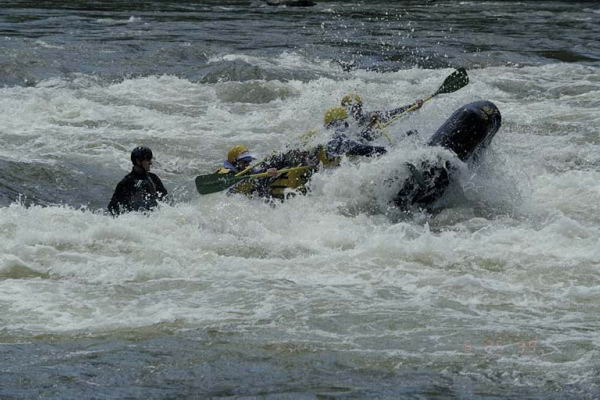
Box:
(341, 93), (424, 130)
(218, 100), (501, 207)
(230, 148), (319, 200)
(107, 146), (168, 215)
(392, 100), (502, 211)
(217, 144), (281, 196)
(262, 100), (501, 209)
(215, 145), (267, 175)
(224, 110), (388, 200)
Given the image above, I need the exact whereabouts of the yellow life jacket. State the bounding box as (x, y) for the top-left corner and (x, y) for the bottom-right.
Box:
(219, 147), (340, 200)
(229, 180), (255, 195)
(269, 166), (313, 199)
(269, 147), (340, 199)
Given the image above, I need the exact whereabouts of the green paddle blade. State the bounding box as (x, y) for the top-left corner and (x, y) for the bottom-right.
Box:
(195, 173), (246, 195)
(433, 67), (469, 96)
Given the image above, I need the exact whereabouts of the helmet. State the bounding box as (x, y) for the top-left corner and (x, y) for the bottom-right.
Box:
(341, 93), (363, 107)
(227, 145), (255, 163)
(131, 146), (153, 164)
(324, 107), (349, 126)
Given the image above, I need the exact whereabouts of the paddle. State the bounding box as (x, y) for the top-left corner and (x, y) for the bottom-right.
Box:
(376, 67), (469, 130)
(195, 166), (313, 195)
(235, 159), (262, 177)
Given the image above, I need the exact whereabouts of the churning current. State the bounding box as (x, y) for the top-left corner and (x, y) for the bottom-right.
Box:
(1, 1), (599, 399)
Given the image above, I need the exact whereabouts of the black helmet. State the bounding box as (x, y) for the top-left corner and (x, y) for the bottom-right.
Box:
(131, 146), (153, 164)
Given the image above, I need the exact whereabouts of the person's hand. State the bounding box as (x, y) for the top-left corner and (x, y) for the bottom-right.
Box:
(414, 99), (424, 109)
(266, 168), (278, 177)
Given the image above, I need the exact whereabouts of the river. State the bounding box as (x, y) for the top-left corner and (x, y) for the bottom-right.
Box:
(1, 1), (599, 398)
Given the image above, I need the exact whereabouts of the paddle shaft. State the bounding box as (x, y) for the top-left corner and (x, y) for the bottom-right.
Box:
(376, 94), (433, 130)
(377, 68), (468, 130)
(244, 165), (313, 180)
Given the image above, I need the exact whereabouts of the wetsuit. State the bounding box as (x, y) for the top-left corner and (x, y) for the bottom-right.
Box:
(393, 100), (502, 211)
(107, 166), (168, 215)
(326, 129), (387, 157)
(325, 118), (388, 157)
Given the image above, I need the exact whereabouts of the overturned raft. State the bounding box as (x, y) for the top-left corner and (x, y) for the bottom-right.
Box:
(393, 100), (502, 210)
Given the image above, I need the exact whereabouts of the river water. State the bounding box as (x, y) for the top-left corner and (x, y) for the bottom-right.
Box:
(1, 1), (599, 398)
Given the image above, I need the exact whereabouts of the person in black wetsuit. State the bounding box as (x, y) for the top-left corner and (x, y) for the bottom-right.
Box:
(392, 100), (502, 211)
(107, 146), (168, 216)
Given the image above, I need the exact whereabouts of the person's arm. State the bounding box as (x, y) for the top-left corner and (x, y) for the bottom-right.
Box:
(150, 174), (168, 200)
(373, 99), (424, 124)
(327, 134), (386, 157)
(107, 179), (130, 216)
(343, 140), (387, 157)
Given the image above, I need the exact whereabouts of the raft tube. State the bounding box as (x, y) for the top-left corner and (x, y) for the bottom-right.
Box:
(393, 100), (502, 210)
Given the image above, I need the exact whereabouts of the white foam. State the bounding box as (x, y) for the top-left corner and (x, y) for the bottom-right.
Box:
(0, 60), (599, 391)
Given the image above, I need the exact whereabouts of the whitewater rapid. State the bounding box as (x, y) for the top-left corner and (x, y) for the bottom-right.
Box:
(1, 53), (599, 396)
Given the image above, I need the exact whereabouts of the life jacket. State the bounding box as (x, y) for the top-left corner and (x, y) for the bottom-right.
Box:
(268, 166), (313, 199)
(267, 144), (344, 199)
(228, 180), (255, 195)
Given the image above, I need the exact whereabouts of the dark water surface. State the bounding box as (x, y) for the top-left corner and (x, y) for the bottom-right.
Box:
(1, 330), (591, 399)
(2, 0), (599, 88)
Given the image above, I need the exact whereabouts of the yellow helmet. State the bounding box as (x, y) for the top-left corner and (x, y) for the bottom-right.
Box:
(341, 93), (363, 107)
(324, 107), (349, 126)
(227, 145), (251, 163)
